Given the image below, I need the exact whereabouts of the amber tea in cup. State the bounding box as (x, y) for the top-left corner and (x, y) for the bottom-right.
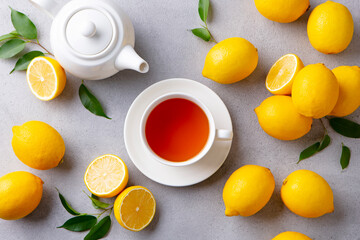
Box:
(145, 98), (210, 162)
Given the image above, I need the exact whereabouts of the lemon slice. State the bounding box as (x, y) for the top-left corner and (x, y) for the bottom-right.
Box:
(84, 154), (129, 198)
(114, 186), (156, 232)
(26, 57), (66, 101)
(266, 54), (304, 95)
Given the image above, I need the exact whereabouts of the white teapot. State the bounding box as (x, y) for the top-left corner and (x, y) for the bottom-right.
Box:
(29, 0), (149, 80)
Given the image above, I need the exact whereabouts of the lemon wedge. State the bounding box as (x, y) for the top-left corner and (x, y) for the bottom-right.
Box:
(26, 56), (66, 101)
(266, 53), (304, 95)
(84, 154), (129, 198)
(114, 186), (156, 232)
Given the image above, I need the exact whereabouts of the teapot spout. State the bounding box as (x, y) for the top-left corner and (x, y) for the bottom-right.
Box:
(29, 0), (60, 18)
(115, 45), (149, 73)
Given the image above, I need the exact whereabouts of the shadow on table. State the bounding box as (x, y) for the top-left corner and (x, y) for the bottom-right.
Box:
(16, 184), (55, 223)
(250, 185), (285, 221)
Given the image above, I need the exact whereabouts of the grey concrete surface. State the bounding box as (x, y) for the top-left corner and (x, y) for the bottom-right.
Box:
(0, 0), (359, 239)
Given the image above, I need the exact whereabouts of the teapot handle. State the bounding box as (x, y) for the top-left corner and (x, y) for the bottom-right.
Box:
(28, 0), (60, 19)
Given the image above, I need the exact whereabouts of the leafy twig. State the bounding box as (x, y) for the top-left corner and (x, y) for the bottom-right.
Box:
(301, 117), (359, 170)
(57, 189), (112, 239)
(190, 0), (217, 43)
(0, 7), (52, 73)
(297, 119), (331, 163)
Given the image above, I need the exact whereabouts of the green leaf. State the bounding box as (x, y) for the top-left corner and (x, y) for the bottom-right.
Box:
(340, 143), (351, 170)
(191, 28), (211, 42)
(297, 134), (331, 164)
(0, 32), (19, 42)
(57, 215), (97, 232)
(84, 216), (111, 240)
(10, 30), (20, 36)
(0, 34), (15, 42)
(318, 134), (331, 152)
(83, 191), (110, 210)
(10, 8), (37, 39)
(329, 118), (360, 138)
(0, 39), (25, 58)
(56, 188), (82, 216)
(10, 50), (44, 73)
(79, 83), (111, 119)
(90, 198), (110, 210)
(297, 142), (320, 163)
(91, 194), (101, 209)
(198, 0), (210, 23)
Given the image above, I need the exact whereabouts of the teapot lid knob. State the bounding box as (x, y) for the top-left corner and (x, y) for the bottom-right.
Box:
(81, 21), (96, 38)
(65, 9), (113, 55)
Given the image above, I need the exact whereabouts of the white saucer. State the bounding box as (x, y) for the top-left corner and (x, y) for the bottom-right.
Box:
(124, 78), (233, 187)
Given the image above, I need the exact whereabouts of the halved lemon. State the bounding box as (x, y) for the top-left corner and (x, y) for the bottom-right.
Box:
(26, 57), (66, 101)
(84, 154), (129, 198)
(266, 53), (304, 95)
(114, 186), (156, 232)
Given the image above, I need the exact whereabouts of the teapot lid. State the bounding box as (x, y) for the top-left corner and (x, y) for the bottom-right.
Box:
(66, 8), (113, 55)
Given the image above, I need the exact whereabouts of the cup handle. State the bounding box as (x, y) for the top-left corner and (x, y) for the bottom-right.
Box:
(215, 129), (233, 141)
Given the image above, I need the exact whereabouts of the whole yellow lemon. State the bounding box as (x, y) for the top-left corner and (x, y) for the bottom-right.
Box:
(307, 1), (354, 54)
(292, 64), (339, 119)
(0, 171), (43, 220)
(254, 0), (309, 23)
(12, 121), (65, 170)
(273, 231), (312, 240)
(255, 96), (313, 141)
(223, 165), (275, 217)
(281, 169), (334, 218)
(330, 66), (360, 117)
(202, 37), (258, 84)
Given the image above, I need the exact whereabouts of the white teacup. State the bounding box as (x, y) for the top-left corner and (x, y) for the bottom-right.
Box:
(140, 92), (233, 167)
